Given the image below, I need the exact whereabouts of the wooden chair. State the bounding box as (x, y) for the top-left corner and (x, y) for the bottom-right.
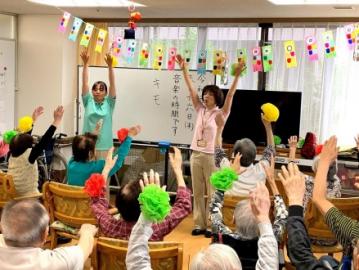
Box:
(92, 236), (183, 270)
(42, 182), (97, 249)
(223, 195), (249, 231)
(305, 197), (359, 255)
(0, 172), (16, 215)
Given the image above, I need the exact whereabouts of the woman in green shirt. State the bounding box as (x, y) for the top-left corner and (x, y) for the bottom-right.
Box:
(80, 51), (116, 159)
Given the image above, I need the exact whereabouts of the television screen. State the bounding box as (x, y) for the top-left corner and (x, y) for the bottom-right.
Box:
(221, 90), (302, 146)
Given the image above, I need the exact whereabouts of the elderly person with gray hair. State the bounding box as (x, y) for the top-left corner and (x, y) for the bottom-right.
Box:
(0, 199), (97, 270)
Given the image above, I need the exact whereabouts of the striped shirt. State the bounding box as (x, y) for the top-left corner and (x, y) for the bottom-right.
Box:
(325, 207), (359, 255)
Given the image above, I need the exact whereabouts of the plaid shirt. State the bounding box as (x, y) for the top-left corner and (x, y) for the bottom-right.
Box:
(90, 186), (192, 241)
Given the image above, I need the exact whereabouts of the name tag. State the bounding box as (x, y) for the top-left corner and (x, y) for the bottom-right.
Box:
(197, 139), (207, 148)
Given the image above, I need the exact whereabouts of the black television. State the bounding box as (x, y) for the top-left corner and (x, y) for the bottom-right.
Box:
(222, 90), (302, 146)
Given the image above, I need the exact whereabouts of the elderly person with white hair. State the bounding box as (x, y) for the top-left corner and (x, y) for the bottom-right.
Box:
(0, 199), (98, 270)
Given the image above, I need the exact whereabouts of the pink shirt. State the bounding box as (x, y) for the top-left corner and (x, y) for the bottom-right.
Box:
(190, 104), (227, 154)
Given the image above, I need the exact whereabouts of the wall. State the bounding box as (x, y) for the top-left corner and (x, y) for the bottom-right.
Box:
(17, 15), (77, 135)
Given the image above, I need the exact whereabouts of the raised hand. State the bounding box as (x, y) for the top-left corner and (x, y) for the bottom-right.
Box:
(169, 147), (182, 173)
(80, 50), (90, 66)
(53, 106), (64, 126)
(104, 53), (113, 67)
(139, 169), (166, 191)
(320, 136), (339, 165)
(102, 147), (118, 179)
(93, 119), (103, 135)
(278, 163), (305, 206)
(233, 59), (246, 77)
(288, 136), (298, 149)
(262, 155), (275, 185)
(249, 182), (271, 223)
(261, 113), (272, 129)
(128, 125), (142, 137)
(32, 106), (44, 122)
(175, 54), (186, 70)
(230, 153), (246, 175)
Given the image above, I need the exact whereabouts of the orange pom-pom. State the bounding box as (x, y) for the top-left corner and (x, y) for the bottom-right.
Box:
(315, 144), (323, 156)
(84, 173), (105, 197)
(117, 128), (129, 143)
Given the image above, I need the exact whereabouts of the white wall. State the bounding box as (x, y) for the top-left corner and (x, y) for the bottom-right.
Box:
(17, 15), (77, 135)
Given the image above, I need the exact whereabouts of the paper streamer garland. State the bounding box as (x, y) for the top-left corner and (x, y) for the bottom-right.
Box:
(126, 40), (137, 64)
(213, 50), (225, 75)
(153, 45), (164, 70)
(305, 36), (319, 62)
(68, 17), (83, 42)
(80, 23), (94, 47)
(237, 49), (247, 76)
(95, 29), (107, 53)
(112, 37), (123, 57)
(284, 40), (297, 68)
(323, 31), (336, 58)
(262, 45), (273, 72)
(197, 49), (207, 75)
(167, 47), (177, 70)
(139, 43), (149, 67)
(252, 47), (262, 72)
(58, 12), (71, 33)
(344, 24), (355, 50)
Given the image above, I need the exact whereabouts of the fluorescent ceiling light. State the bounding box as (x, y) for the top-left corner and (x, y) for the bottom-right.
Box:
(268, 0), (359, 4)
(27, 0), (145, 7)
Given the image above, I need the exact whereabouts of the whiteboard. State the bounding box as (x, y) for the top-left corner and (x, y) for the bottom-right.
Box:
(0, 39), (15, 132)
(77, 67), (215, 145)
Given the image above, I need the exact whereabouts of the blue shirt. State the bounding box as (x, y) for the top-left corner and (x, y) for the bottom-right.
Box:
(82, 93), (116, 151)
(67, 137), (132, 186)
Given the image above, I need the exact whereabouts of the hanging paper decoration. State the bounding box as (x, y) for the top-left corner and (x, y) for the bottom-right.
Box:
(153, 45), (164, 70)
(80, 23), (94, 47)
(344, 24), (355, 50)
(354, 36), (359, 61)
(126, 40), (137, 64)
(139, 43), (149, 67)
(58, 12), (71, 33)
(262, 45), (273, 72)
(212, 50), (225, 75)
(197, 50), (207, 75)
(252, 47), (262, 72)
(305, 36), (319, 62)
(184, 49), (192, 64)
(322, 31), (336, 58)
(112, 37), (123, 57)
(284, 40), (297, 68)
(236, 49), (247, 76)
(68, 17), (83, 42)
(95, 29), (107, 53)
(167, 48), (177, 70)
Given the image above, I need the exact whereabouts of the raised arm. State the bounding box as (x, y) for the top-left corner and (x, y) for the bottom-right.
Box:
(80, 51), (90, 96)
(176, 54), (201, 109)
(222, 60), (245, 116)
(214, 113), (230, 168)
(261, 113), (274, 147)
(104, 53), (116, 98)
(312, 136), (338, 215)
(288, 136), (298, 161)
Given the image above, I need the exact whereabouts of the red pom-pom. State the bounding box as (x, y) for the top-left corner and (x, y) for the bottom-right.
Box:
(84, 174), (105, 197)
(117, 128), (129, 143)
(130, 12), (142, 21)
(315, 144), (323, 156)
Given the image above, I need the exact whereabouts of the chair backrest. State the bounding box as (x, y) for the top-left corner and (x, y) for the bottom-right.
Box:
(305, 197), (359, 240)
(43, 182), (97, 228)
(223, 195), (249, 231)
(94, 236), (183, 270)
(0, 173), (16, 210)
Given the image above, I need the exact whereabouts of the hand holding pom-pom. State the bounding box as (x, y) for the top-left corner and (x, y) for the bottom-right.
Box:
(18, 116), (33, 133)
(3, 130), (18, 144)
(84, 173), (106, 197)
(210, 167), (238, 191)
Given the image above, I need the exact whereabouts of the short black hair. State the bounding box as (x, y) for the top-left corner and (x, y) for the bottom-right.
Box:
(115, 180), (141, 222)
(72, 133), (98, 162)
(232, 138), (257, 167)
(9, 134), (33, 157)
(201, 85), (224, 107)
(92, 81), (108, 93)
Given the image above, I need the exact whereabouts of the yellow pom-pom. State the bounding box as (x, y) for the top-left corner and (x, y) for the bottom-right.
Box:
(18, 116), (33, 133)
(261, 103), (280, 122)
(112, 56), (118, 67)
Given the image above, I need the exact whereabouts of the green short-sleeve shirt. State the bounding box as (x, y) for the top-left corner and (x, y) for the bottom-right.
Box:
(82, 93), (116, 151)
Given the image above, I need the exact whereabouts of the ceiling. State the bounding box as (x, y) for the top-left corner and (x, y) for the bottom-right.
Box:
(1, 0), (359, 19)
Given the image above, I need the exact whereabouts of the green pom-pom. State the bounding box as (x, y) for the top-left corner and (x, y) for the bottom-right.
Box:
(210, 167), (238, 191)
(274, 135), (282, 145)
(3, 130), (18, 144)
(138, 184), (171, 223)
(298, 138), (305, 148)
